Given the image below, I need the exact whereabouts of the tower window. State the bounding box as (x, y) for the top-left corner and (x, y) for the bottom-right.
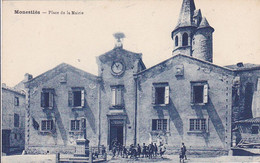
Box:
(182, 33), (188, 46)
(175, 36), (178, 47)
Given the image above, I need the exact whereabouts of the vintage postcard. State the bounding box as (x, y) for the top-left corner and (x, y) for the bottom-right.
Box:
(2, 0), (260, 162)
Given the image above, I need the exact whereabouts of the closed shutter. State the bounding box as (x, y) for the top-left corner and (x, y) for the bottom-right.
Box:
(152, 86), (155, 104)
(68, 91), (73, 107)
(49, 92), (54, 108)
(164, 86), (169, 104)
(203, 84), (208, 103)
(112, 88), (116, 106)
(81, 118), (86, 130)
(81, 89), (85, 107)
(41, 92), (45, 107)
(152, 119), (157, 130)
(117, 88), (122, 106)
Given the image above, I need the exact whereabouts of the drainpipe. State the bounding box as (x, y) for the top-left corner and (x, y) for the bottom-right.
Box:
(97, 77), (102, 149)
(134, 75), (138, 146)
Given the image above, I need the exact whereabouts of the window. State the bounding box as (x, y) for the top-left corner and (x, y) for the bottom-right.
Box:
(71, 120), (80, 131)
(152, 83), (169, 105)
(14, 97), (19, 106)
(68, 88), (85, 107)
(111, 86), (124, 107)
(14, 113), (19, 127)
(41, 120), (54, 131)
(152, 119), (167, 131)
(175, 36), (178, 47)
(189, 119), (207, 131)
(252, 126), (259, 134)
(41, 89), (54, 108)
(182, 33), (188, 46)
(191, 82), (208, 104)
(70, 118), (86, 132)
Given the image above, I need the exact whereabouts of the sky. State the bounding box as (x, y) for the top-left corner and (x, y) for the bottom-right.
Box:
(2, 0), (260, 87)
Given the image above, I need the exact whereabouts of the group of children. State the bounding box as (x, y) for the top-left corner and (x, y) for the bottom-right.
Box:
(111, 140), (166, 159)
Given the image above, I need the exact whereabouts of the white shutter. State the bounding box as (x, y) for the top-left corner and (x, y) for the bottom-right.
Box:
(152, 86), (155, 104)
(164, 86), (169, 104)
(117, 88), (122, 106)
(203, 84), (208, 103)
(81, 90), (85, 107)
(112, 88), (116, 106)
(49, 92), (54, 108)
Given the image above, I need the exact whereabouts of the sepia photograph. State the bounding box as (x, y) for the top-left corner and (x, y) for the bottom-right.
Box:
(2, 0), (260, 162)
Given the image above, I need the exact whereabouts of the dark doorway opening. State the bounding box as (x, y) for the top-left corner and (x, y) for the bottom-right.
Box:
(244, 83), (253, 119)
(2, 130), (11, 154)
(109, 119), (124, 150)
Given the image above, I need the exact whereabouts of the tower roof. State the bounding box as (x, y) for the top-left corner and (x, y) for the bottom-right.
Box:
(175, 0), (196, 29)
(198, 17), (210, 28)
(198, 17), (214, 31)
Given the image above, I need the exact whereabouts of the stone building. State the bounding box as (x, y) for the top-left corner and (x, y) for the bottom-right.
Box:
(23, 0), (260, 155)
(2, 84), (26, 154)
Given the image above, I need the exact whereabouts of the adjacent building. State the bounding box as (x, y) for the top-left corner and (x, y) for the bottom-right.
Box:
(2, 84), (26, 154)
(22, 0), (260, 155)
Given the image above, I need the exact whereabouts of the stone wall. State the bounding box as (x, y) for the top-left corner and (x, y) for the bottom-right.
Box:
(136, 55), (234, 151)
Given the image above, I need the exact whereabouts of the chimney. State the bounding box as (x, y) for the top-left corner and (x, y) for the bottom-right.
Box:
(24, 73), (33, 82)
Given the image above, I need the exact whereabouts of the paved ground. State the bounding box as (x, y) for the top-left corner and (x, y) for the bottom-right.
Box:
(1, 154), (260, 163)
(107, 155), (260, 163)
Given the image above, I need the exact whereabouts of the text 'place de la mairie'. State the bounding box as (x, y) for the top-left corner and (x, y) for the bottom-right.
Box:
(2, 0), (260, 159)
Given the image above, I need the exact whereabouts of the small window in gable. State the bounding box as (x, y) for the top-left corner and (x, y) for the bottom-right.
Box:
(152, 83), (169, 105)
(68, 87), (85, 108)
(14, 97), (19, 106)
(191, 82), (208, 104)
(182, 33), (188, 46)
(175, 36), (178, 47)
(41, 89), (54, 108)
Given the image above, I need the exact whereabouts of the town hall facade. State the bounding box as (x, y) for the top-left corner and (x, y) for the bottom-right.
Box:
(23, 0), (260, 155)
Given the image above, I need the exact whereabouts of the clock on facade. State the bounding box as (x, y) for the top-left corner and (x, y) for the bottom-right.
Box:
(111, 61), (125, 76)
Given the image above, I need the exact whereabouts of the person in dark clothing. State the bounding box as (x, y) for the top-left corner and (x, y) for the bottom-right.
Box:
(181, 143), (187, 160)
(122, 146), (128, 158)
(129, 144), (137, 158)
(148, 143), (154, 159)
(137, 144), (141, 158)
(142, 143), (147, 158)
(159, 142), (166, 158)
(112, 145), (117, 158)
(154, 143), (158, 157)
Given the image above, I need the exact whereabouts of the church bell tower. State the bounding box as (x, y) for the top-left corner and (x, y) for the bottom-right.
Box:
(172, 0), (214, 63)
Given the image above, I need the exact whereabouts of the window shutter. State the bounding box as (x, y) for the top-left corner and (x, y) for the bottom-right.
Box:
(41, 92), (45, 107)
(164, 86), (169, 104)
(49, 92), (54, 108)
(203, 84), (208, 103)
(152, 120), (156, 130)
(112, 88), (116, 106)
(81, 89), (85, 107)
(152, 86), (155, 104)
(68, 91), (73, 107)
(81, 118), (86, 130)
(117, 88), (122, 106)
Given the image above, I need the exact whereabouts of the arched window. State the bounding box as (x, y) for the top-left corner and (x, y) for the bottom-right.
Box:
(175, 36), (178, 47)
(182, 33), (188, 46)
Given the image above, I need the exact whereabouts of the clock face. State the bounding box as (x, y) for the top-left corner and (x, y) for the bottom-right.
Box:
(111, 62), (125, 75)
